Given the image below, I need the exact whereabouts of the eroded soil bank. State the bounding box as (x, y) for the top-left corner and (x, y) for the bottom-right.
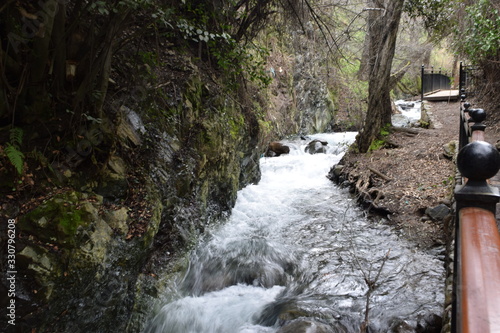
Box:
(331, 100), (460, 249)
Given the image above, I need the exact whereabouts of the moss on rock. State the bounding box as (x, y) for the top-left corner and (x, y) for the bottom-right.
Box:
(19, 191), (94, 247)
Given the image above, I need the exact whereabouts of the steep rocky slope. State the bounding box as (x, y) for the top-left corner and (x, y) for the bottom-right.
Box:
(1, 24), (343, 332)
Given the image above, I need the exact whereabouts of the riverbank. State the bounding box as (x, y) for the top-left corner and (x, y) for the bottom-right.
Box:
(332, 100), (460, 250)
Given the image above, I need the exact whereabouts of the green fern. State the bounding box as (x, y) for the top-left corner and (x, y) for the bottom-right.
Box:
(9, 127), (23, 146)
(5, 144), (24, 174)
(3, 127), (25, 175)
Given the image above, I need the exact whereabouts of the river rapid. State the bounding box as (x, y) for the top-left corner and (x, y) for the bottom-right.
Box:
(144, 133), (444, 333)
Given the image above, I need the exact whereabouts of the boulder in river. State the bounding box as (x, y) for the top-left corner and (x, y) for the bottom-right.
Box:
(266, 142), (291, 157)
(398, 102), (415, 110)
(305, 139), (328, 154)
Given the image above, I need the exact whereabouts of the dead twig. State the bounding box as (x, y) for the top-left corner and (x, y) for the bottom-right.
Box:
(359, 249), (391, 333)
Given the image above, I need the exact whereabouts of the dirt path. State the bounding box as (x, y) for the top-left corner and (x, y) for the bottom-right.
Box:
(336, 100), (461, 249)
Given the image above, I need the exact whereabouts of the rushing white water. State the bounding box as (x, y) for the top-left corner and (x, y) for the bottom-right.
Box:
(144, 132), (444, 333)
(393, 100), (422, 127)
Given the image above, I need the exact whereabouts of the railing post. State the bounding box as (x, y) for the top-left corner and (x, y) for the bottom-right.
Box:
(455, 141), (500, 214)
(459, 62), (463, 94)
(469, 108), (486, 135)
(421, 64), (425, 102)
(459, 62), (469, 96)
(459, 98), (470, 151)
(431, 66), (434, 92)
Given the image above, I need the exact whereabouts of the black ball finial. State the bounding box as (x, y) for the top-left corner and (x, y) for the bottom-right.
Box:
(469, 108), (486, 123)
(457, 141), (500, 181)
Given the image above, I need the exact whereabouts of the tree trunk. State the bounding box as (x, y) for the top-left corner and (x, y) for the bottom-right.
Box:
(357, 28), (370, 80)
(24, 0), (58, 122)
(356, 0), (405, 153)
(73, 10), (130, 116)
(51, 1), (67, 98)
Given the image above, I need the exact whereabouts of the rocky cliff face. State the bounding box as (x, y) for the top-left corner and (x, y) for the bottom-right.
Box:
(262, 26), (337, 140)
(8, 56), (262, 331)
(4, 24), (339, 332)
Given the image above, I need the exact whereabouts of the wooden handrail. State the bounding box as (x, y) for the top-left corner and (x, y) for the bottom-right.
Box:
(470, 129), (484, 142)
(458, 207), (500, 333)
(453, 77), (500, 332)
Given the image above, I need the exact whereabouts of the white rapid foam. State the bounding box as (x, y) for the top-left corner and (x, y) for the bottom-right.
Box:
(144, 132), (444, 333)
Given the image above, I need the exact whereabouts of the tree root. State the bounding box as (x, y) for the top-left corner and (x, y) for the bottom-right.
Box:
(391, 126), (419, 135)
(368, 166), (392, 181)
(351, 172), (391, 216)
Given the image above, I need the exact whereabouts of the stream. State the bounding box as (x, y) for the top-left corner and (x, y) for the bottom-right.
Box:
(144, 132), (444, 333)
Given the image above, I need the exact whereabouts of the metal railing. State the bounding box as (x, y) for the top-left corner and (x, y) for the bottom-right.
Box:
(453, 91), (500, 332)
(458, 62), (480, 100)
(458, 100), (487, 150)
(421, 65), (452, 101)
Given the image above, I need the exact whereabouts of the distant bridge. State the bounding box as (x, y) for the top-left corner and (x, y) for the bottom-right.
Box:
(420, 65), (459, 101)
(424, 89), (459, 101)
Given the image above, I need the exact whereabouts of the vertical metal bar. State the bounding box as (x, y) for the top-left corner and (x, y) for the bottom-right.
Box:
(459, 62), (463, 93)
(458, 62), (468, 151)
(421, 65), (425, 101)
(459, 107), (466, 150)
(431, 66), (434, 92)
